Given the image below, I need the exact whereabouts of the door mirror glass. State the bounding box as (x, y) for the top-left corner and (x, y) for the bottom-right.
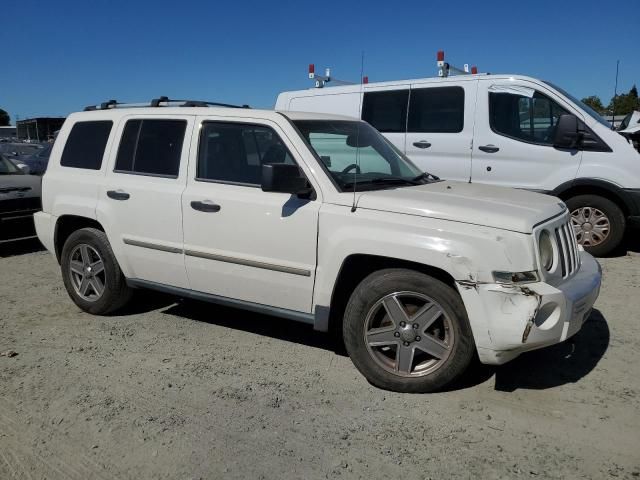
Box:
(553, 114), (580, 149)
(261, 163), (308, 195)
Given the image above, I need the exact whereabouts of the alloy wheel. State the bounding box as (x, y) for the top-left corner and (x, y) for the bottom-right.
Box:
(69, 244), (106, 302)
(363, 291), (454, 377)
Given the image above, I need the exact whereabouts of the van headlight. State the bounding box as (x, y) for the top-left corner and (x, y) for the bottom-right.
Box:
(539, 229), (554, 271)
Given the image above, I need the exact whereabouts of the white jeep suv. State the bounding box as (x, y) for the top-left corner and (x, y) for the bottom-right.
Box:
(35, 98), (602, 393)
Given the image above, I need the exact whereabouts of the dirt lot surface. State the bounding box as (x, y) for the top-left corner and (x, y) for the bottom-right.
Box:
(1, 238), (639, 479)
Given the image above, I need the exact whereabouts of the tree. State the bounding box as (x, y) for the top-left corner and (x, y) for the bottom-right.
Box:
(0, 108), (9, 126)
(608, 85), (640, 116)
(581, 96), (605, 113)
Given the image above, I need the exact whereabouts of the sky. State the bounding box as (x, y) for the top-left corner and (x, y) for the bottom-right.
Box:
(1, 0), (637, 123)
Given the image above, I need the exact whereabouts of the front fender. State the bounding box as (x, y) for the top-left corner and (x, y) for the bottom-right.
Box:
(313, 204), (536, 343)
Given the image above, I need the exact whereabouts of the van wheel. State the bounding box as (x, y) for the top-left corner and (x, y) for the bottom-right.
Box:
(566, 195), (625, 257)
(342, 269), (474, 393)
(60, 227), (132, 315)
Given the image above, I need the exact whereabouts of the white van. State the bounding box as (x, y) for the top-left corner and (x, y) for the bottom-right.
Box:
(276, 74), (640, 256)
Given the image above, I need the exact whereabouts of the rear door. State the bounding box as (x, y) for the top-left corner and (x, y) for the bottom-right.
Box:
(471, 79), (583, 190)
(404, 81), (475, 181)
(97, 115), (193, 288)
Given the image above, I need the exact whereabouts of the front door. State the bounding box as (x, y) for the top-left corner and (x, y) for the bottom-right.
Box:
(472, 79), (583, 191)
(182, 117), (320, 313)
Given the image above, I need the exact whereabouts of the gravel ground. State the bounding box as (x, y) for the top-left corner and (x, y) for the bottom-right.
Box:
(0, 237), (639, 479)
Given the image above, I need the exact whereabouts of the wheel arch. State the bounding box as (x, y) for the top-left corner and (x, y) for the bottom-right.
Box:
(54, 215), (105, 263)
(552, 178), (632, 217)
(322, 254), (458, 338)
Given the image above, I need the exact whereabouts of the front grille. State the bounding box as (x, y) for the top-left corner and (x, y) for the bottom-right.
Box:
(554, 220), (580, 278)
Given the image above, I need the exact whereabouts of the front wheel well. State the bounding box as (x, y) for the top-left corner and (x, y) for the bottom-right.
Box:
(54, 215), (104, 263)
(556, 185), (629, 217)
(326, 254), (457, 337)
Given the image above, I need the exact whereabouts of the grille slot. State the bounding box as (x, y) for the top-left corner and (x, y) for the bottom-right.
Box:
(554, 220), (579, 278)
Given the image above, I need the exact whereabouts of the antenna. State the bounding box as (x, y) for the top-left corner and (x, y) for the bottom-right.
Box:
(612, 60), (620, 130)
(351, 51), (365, 213)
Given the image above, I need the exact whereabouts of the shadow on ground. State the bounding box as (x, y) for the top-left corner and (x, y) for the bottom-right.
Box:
(157, 298), (609, 394)
(161, 299), (339, 353)
(0, 238), (44, 258)
(492, 309), (609, 391)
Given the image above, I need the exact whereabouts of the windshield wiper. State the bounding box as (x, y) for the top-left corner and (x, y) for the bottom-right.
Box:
(412, 171), (440, 182)
(342, 176), (420, 189)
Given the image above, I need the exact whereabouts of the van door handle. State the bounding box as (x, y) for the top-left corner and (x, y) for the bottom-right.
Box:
(413, 141), (432, 149)
(106, 190), (130, 200)
(191, 200), (221, 213)
(478, 145), (500, 153)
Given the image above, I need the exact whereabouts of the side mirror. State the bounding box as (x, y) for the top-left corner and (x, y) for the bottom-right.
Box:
(16, 163), (30, 174)
(261, 163), (308, 195)
(554, 114), (581, 149)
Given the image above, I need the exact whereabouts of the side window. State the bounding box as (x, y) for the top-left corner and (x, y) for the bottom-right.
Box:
(362, 90), (409, 133)
(407, 87), (464, 133)
(60, 121), (113, 169)
(115, 119), (186, 177)
(490, 91), (569, 145)
(197, 122), (295, 186)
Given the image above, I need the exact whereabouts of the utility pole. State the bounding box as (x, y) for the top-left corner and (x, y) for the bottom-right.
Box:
(612, 60), (619, 130)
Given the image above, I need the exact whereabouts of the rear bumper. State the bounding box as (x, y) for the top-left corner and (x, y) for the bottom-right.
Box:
(34, 211), (56, 254)
(460, 251), (601, 365)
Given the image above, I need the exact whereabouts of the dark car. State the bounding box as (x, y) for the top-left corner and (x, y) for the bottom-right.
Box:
(0, 154), (41, 244)
(0, 143), (46, 173)
(22, 143), (52, 175)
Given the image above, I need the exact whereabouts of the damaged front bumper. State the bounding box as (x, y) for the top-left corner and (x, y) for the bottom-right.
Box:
(457, 251), (602, 365)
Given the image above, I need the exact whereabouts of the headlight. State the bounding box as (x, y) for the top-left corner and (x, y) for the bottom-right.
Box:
(539, 229), (554, 271)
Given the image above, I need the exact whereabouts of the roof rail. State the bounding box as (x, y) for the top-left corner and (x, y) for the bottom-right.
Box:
(84, 97), (250, 111)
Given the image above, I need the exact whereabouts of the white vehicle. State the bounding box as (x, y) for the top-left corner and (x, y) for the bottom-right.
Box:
(35, 98), (601, 393)
(276, 65), (640, 256)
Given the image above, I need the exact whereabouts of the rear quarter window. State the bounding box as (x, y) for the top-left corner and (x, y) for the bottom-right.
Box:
(60, 121), (113, 170)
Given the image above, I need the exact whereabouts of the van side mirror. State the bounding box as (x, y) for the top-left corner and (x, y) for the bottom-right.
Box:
(554, 114), (581, 149)
(261, 163), (308, 195)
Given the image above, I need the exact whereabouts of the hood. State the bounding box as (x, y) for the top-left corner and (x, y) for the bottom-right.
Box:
(355, 181), (566, 233)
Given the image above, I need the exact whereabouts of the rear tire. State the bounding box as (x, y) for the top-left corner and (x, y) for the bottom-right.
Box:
(60, 228), (132, 315)
(565, 194), (625, 257)
(342, 269), (474, 393)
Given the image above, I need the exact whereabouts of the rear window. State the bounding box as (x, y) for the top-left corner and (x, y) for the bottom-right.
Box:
(362, 90), (409, 133)
(60, 121), (113, 169)
(115, 119), (186, 177)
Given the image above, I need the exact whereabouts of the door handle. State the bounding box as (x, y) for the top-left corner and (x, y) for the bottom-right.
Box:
(413, 141), (432, 149)
(106, 190), (130, 200)
(191, 200), (221, 213)
(478, 145), (500, 153)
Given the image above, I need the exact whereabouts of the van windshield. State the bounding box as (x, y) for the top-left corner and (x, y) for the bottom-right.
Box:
(293, 120), (430, 191)
(543, 81), (612, 129)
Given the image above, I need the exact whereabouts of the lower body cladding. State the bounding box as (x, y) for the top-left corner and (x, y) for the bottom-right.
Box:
(457, 251), (601, 365)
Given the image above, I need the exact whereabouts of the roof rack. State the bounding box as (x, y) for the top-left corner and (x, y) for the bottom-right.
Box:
(83, 96), (250, 111)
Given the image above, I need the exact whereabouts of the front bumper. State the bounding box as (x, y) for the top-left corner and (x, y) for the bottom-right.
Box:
(459, 251), (602, 365)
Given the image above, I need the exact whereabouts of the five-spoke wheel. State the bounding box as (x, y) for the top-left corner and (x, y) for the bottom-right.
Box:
(69, 244), (106, 301)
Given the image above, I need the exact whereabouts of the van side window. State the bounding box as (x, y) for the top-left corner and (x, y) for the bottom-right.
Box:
(197, 122), (295, 186)
(362, 90), (409, 133)
(60, 121), (113, 170)
(490, 91), (569, 145)
(115, 119), (186, 177)
(408, 87), (465, 133)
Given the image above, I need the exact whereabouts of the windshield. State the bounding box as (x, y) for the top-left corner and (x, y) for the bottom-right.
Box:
(0, 155), (22, 175)
(543, 81), (611, 129)
(293, 120), (425, 191)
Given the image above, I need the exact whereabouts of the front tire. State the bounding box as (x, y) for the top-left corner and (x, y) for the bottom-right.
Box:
(566, 194), (625, 257)
(342, 269), (474, 393)
(60, 228), (132, 315)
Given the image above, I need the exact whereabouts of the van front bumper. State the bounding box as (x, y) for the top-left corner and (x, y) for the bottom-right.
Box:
(458, 251), (601, 365)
